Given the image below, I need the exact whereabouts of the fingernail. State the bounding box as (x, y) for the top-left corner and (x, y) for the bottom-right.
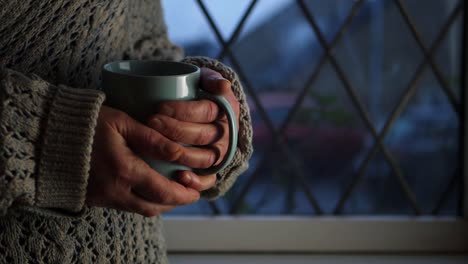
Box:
(183, 172), (192, 184)
(212, 75), (227, 81)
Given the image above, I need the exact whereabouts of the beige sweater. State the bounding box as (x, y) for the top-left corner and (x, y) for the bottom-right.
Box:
(0, 1), (253, 263)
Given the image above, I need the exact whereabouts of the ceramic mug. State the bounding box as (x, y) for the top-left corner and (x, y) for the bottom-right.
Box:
(102, 60), (237, 179)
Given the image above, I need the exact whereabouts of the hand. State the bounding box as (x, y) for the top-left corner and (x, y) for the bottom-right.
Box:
(86, 106), (201, 217)
(147, 68), (240, 192)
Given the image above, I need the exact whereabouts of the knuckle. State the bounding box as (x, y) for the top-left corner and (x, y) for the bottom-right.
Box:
(206, 101), (219, 121)
(106, 109), (132, 131)
(115, 160), (132, 181)
(147, 115), (164, 129)
(169, 102), (193, 121)
(166, 123), (184, 142)
(111, 109), (130, 123)
(164, 145), (183, 162)
(143, 127), (182, 160)
(149, 115), (170, 133)
(194, 127), (213, 145)
(180, 109), (193, 121)
(151, 188), (172, 205)
(143, 129), (162, 147)
(114, 156), (140, 183)
(193, 134), (206, 146)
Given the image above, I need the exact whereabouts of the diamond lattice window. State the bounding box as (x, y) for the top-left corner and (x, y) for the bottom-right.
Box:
(162, 0), (464, 216)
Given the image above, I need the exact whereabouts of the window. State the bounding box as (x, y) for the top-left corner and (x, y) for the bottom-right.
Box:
(161, 0), (468, 253)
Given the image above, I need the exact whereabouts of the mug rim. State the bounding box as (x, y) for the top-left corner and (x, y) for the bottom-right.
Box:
(102, 60), (200, 79)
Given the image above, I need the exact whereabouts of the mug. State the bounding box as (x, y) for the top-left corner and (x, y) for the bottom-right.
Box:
(102, 60), (238, 179)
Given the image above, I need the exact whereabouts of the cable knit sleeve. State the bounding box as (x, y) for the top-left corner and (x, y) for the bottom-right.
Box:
(182, 56), (253, 200)
(0, 68), (105, 214)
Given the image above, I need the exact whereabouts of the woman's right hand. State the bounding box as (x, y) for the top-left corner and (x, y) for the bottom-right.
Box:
(86, 106), (200, 217)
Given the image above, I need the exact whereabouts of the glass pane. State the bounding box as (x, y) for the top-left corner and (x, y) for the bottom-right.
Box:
(334, 0), (425, 131)
(403, 0), (460, 44)
(341, 152), (415, 215)
(232, 0), (322, 128)
(384, 70), (459, 214)
(303, 0), (357, 43)
(435, 16), (463, 101)
(161, 0), (463, 216)
(287, 61), (370, 214)
(201, 0), (254, 40)
(163, 0), (221, 57)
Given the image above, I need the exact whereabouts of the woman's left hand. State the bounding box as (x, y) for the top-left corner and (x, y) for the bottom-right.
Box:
(146, 67), (240, 192)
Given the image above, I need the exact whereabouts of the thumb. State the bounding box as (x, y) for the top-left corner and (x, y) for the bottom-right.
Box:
(201, 67), (232, 95)
(200, 68), (239, 121)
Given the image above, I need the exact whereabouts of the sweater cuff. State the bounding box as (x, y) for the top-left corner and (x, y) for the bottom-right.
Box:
(36, 86), (105, 212)
(181, 56), (253, 200)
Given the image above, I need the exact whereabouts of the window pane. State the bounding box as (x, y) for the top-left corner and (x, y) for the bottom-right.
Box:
(161, 0), (463, 216)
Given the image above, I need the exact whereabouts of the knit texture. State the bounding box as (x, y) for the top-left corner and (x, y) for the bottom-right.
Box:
(0, 69), (105, 213)
(0, 0), (252, 263)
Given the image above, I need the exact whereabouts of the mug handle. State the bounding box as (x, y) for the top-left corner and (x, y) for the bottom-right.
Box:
(193, 89), (238, 176)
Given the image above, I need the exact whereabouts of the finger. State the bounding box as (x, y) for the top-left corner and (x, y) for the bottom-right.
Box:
(200, 67), (233, 95)
(128, 157), (201, 206)
(173, 145), (222, 169)
(158, 99), (221, 123)
(122, 191), (176, 217)
(177, 171), (217, 192)
(125, 118), (222, 169)
(120, 114), (222, 169)
(200, 68), (240, 123)
(120, 114), (185, 162)
(159, 123), (228, 168)
(147, 114), (222, 145)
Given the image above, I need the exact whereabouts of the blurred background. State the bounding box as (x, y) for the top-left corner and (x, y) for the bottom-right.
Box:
(161, 0), (463, 216)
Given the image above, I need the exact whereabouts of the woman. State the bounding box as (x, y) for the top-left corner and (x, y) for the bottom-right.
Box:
(0, 1), (252, 263)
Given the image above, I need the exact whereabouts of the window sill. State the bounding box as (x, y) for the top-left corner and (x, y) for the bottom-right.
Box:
(163, 216), (468, 253)
(169, 254), (468, 264)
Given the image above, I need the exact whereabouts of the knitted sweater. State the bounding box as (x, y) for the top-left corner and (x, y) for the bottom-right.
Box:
(0, 1), (253, 263)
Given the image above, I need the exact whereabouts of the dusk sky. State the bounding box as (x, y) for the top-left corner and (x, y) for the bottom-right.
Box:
(162, 0), (289, 44)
